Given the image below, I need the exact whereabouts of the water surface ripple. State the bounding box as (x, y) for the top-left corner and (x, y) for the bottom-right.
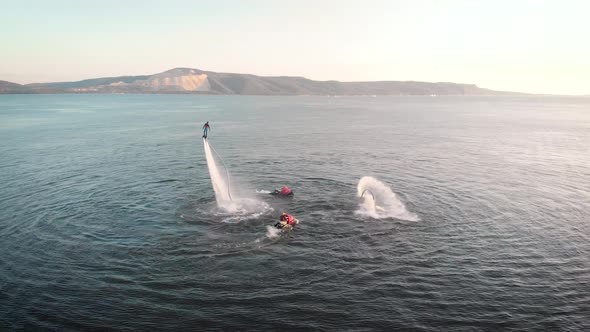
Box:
(1, 95), (589, 330)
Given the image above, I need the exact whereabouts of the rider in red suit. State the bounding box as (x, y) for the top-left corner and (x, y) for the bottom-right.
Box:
(275, 212), (296, 229)
(280, 212), (296, 225)
(279, 186), (292, 195)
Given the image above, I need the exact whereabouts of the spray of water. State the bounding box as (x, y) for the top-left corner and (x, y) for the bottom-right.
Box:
(203, 138), (271, 215)
(265, 225), (282, 239)
(203, 138), (232, 205)
(356, 176), (418, 221)
(360, 189), (377, 211)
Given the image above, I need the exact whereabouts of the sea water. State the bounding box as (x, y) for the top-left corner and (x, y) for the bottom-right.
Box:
(1, 94), (589, 330)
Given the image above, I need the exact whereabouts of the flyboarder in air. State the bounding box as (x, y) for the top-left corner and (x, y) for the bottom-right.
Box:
(202, 121), (210, 139)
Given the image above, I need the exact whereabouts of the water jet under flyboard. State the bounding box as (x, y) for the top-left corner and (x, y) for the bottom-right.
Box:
(202, 138), (269, 216)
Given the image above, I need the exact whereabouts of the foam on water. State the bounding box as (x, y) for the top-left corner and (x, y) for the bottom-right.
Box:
(265, 225), (281, 239)
(217, 200), (274, 223)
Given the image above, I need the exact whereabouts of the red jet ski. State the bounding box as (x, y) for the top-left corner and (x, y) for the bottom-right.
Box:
(274, 212), (299, 230)
(270, 186), (294, 197)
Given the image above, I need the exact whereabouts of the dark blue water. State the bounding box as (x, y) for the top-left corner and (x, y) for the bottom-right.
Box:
(1, 94), (589, 331)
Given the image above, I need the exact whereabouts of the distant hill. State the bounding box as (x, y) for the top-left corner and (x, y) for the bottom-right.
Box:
(0, 80), (31, 94)
(1, 68), (519, 95)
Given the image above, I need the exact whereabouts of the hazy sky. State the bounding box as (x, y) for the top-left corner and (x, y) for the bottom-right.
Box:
(1, 0), (588, 94)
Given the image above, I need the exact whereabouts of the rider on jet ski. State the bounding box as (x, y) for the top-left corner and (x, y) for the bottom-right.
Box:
(275, 212), (297, 229)
(272, 186), (293, 196)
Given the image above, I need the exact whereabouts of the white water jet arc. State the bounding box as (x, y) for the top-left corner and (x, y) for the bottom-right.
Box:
(203, 139), (271, 216)
(356, 176), (418, 221)
(203, 139), (232, 206)
(360, 189), (377, 211)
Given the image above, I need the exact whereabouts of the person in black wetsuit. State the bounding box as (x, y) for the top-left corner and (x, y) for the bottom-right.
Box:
(202, 121), (210, 139)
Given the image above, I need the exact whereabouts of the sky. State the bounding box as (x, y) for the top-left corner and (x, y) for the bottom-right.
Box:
(1, 0), (589, 94)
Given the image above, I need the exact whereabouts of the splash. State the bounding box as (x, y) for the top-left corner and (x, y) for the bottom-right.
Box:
(203, 139), (270, 215)
(360, 189), (377, 211)
(203, 138), (232, 205)
(265, 225), (281, 239)
(217, 201), (274, 223)
(356, 176), (418, 221)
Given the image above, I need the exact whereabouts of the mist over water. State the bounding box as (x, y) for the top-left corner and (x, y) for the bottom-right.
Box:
(1, 95), (589, 330)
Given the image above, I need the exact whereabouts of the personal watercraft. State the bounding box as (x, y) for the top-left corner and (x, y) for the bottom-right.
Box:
(274, 218), (299, 230)
(270, 186), (294, 197)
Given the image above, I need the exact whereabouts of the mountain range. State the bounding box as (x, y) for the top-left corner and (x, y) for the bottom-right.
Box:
(0, 68), (517, 95)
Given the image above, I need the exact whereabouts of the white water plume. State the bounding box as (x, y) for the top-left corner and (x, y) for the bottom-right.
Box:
(265, 225), (282, 239)
(203, 139), (270, 214)
(356, 176), (418, 221)
(203, 138), (232, 205)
